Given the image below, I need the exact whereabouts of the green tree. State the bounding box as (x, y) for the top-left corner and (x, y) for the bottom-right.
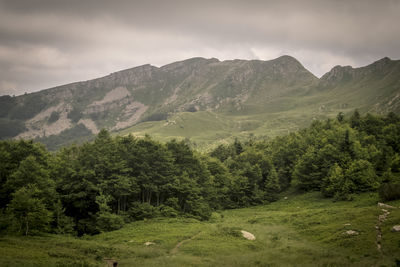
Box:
(293, 146), (323, 191)
(350, 109), (361, 129)
(345, 159), (378, 192)
(7, 186), (52, 235)
(5, 155), (55, 206)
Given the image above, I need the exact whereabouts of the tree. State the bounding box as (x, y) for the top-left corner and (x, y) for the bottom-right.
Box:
(322, 163), (347, 199)
(336, 112), (344, 123)
(233, 138), (244, 155)
(7, 186), (52, 235)
(5, 155), (55, 207)
(293, 146), (323, 191)
(350, 109), (361, 129)
(264, 166), (280, 202)
(345, 159), (378, 192)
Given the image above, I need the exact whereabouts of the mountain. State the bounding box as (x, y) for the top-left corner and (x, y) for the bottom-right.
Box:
(1, 56), (399, 149)
(317, 57), (400, 114)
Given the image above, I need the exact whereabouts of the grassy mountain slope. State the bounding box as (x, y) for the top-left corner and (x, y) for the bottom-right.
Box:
(1, 192), (399, 266)
(1, 56), (399, 149)
(122, 57), (400, 150)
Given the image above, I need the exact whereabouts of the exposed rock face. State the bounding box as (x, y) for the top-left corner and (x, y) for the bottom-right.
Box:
(17, 102), (72, 139)
(89, 87), (130, 107)
(114, 101), (148, 130)
(319, 65), (355, 87)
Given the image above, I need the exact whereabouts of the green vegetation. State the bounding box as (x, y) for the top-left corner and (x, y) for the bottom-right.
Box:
(0, 192), (399, 266)
(0, 118), (26, 139)
(34, 123), (93, 151)
(47, 111), (60, 124)
(1, 112), (400, 265)
(1, 112), (400, 233)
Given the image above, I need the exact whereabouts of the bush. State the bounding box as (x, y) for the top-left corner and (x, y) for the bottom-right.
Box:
(128, 202), (159, 220)
(164, 197), (179, 210)
(96, 212), (124, 232)
(141, 112), (168, 122)
(0, 118), (26, 139)
(47, 111), (60, 124)
(67, 108), (83, 123)
(159, 205), (178, 217)
(379, 183), (400, 201)
(185, 198), (212, 220)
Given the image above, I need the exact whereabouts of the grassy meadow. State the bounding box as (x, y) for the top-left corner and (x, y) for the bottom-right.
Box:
(1, 192), (399, 266)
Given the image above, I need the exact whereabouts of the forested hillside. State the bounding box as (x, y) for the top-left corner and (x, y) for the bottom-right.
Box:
(1, 111), (400, 236)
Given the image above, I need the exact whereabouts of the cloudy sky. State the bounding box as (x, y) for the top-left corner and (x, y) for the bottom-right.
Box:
(1, 0), (399, 95)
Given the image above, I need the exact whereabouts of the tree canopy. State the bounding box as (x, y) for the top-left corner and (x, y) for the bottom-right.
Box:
(1, 111), (400, 236)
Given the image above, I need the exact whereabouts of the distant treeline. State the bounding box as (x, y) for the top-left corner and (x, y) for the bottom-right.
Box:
(0, 111), (399, 236)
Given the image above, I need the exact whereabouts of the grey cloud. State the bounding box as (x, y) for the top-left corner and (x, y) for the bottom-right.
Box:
(0, 0), (399, 95)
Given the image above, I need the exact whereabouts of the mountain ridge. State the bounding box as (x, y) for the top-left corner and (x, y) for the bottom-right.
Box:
(1, 55), (399, 149)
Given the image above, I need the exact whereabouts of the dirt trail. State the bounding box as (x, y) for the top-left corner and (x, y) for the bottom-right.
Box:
(170, 232), (202, 254)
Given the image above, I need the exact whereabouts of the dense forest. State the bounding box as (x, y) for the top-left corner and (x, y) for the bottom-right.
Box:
(1, 111), (400, 236)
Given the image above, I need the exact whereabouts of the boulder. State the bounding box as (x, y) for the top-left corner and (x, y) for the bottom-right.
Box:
(378, 202), (396, 209)
(345, 230), (359, 235)
(144, 241), (155, 246)
(241, 230), (256, 240)
(392, 225), (400, 232)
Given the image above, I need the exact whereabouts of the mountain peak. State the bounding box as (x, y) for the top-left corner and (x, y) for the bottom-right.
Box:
(375, 56), (391, 63)
(368, 56), (393, 71)
(319, 65), (354, 87)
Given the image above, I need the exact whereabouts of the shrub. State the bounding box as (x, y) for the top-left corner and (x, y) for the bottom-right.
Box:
(379, 183), (400, 201)
(159, 205), (178, 217)
(0, 118), (26, 139)
(184, 198), (212, 220)
(128, 202), (158, 220)
(47, 111), (60, 124)
(67, 108), (83, 123)
(96, 212), (124, 232)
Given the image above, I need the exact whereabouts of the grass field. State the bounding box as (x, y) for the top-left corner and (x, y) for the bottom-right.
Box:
(1, 192), (399, 266)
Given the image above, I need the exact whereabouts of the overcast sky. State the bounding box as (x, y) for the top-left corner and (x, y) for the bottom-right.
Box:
(1, 0), (399, 96)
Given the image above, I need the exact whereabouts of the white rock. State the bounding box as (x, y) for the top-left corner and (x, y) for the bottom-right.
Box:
(378, 202), (396, 209)
(241, 230), (256, 240)
(344, 223), (351, 226)
(392, 225), (400, 232)
(284, 197), (288, 200)
(379, 215), (387, 222)
(345, 230), (359, 235)
(144, 241), (155, 246)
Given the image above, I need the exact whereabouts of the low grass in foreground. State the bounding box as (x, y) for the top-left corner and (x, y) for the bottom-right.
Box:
(1, 192), (400, 266)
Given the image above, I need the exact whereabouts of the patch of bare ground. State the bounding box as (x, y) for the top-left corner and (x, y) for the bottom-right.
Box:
(17, 103), (72, 139)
